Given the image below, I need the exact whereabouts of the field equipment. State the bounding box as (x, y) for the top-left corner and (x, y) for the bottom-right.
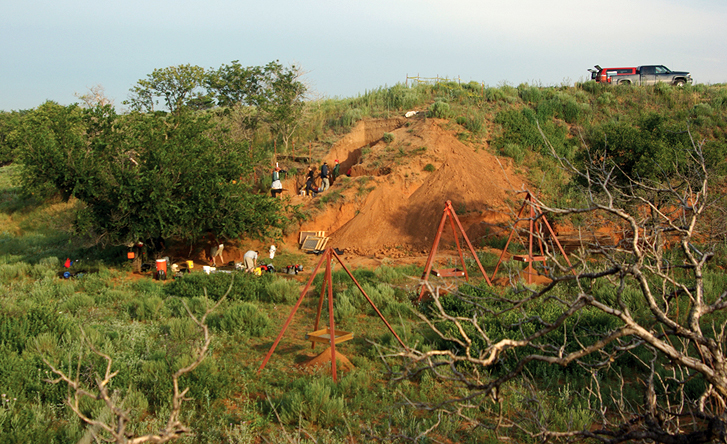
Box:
(418, 200), (492, 302)
(258, 248), (407, 381)
(492, 192), (573, 284)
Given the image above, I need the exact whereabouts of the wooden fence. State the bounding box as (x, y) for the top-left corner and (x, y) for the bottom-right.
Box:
(405, 74), (462, 87)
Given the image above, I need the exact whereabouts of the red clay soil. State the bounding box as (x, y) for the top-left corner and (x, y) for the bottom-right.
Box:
(153, 114), (623, 286)
(281, 115), (530, 257)
(297, 347), (355, 373)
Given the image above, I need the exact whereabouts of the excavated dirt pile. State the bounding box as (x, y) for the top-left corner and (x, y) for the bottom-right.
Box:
(289, 114), (532, 255)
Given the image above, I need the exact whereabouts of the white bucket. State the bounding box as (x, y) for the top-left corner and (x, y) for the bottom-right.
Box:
(203, 266), (211, 274)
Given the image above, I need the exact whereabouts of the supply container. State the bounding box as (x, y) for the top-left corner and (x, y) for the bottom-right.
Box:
(155, 259), (167, 273)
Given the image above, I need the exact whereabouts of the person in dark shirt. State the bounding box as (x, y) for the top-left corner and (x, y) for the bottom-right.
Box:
(320, 161), (330, 192)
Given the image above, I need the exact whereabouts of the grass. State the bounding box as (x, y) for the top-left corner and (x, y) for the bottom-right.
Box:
(5, 80), (727, 442)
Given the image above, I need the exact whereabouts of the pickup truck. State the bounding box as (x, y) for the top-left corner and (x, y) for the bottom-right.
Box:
(589, 65), (693, 86)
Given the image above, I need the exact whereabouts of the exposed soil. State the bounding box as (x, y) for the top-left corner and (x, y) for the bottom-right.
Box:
(161, 113), (619, 284)
(282, 114), (528, 257)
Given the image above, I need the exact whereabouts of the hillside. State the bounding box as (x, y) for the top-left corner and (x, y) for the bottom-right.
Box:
(281, 114), (527, 257)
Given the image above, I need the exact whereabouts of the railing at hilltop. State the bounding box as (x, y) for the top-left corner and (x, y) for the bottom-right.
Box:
(406, 74), (463, 87)
(406, 74), (488, 99)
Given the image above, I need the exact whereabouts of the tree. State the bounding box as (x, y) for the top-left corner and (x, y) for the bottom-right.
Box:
(206, 61), (265, 108)
(207, 60), (307, 152)
(261, 61), (307, 152)
(74, 84), (115, 109)
(16, 103), (287, 251)
(0, 108), (29, 166)
(392, 133), (727, 442)
(207, 61), (267, 148)
(124, 64), (208, 113)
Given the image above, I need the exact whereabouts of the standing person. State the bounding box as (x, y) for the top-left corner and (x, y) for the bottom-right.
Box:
(269, 245), (276, 259)
(243, 250), (258, 272)
(320, 161), (330, 192)
(332, 159), (340, 183)
(210, 243), (224, 266)
(271, 166), (284, 198)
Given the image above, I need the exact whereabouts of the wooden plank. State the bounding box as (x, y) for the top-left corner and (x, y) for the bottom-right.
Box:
(299, 231), (319, 244)
(305, 328), (354, 345)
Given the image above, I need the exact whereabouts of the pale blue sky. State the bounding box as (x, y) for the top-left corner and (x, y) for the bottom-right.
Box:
(2, 0), (725, 111)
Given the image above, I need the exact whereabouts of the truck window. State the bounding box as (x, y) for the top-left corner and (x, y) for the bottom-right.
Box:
(655, 66), (669, 74)
(641, 66), (655, 75)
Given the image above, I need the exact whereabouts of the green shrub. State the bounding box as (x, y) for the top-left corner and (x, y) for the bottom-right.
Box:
(382, 132), (394, 143)
(263, 277), (299, 304)
(208, 301), (271, 336)
(423, 163), (436, 172)
(60, 293), (95, 315)
(374, 265), (418, 284)
(0, 306), (74, 354)
(127, 295), (165, 321)
(334, 291), (357, 321)
(0, 261), (32, 283)
(164, 272), (269, 302)
(340, 108), (363, 128)
(463, 115), (485, 134)
(500, 143), (525, 163)
(277, 377), (345, 427)
(518, 84), (542, 103)
(428, 100), (451, 118)
(597, 92), (615, 106)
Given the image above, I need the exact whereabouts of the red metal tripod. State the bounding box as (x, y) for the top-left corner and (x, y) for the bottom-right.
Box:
(258, 248), (407, 381)
(492, 192), (573, 284)
(418, 200), (492, 302)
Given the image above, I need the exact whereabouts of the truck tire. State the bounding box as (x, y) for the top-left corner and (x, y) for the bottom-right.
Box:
(618, 79), (631, 85)
(674, 79), (686, 87)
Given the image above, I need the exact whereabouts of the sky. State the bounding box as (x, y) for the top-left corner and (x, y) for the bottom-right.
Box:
(2, 0), (726, 111)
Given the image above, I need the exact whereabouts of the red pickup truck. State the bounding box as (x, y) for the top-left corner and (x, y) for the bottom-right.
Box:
(589, 65), (693, 86)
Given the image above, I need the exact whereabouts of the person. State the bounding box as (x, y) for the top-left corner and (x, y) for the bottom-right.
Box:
(210, 244), (224, 266)
(305, 175), (317, 197)
(269, 245), (276, 259)
(320, 161), (330, 192)
(243, 250), (258, 272)
(332, 159), (340, 183)
(271, 166), (284, 198)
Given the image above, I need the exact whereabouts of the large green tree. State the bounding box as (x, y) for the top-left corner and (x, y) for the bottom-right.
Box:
(16, 102), (286, 247)
(124, 64), (208, 113)
(260, 61), (307, 151)
(0, 109), (30, 166)
(207, 60), (307, 151)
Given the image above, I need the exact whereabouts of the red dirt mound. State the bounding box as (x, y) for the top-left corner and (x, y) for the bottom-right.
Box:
(290, 115), (530, 255)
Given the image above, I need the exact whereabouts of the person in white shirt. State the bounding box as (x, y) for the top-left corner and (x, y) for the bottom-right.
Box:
(243, 250), (258, 272)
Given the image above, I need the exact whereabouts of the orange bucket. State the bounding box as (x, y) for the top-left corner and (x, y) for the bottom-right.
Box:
(155, 259), (167, 273)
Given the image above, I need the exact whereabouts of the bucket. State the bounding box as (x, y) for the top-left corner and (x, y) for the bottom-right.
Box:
(186, 260), (194, 269)
(155, 259), (167, 273)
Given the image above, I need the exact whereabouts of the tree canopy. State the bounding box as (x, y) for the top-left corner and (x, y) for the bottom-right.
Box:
(16, 102), (286, 246)
(124, 61), (307, 150)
